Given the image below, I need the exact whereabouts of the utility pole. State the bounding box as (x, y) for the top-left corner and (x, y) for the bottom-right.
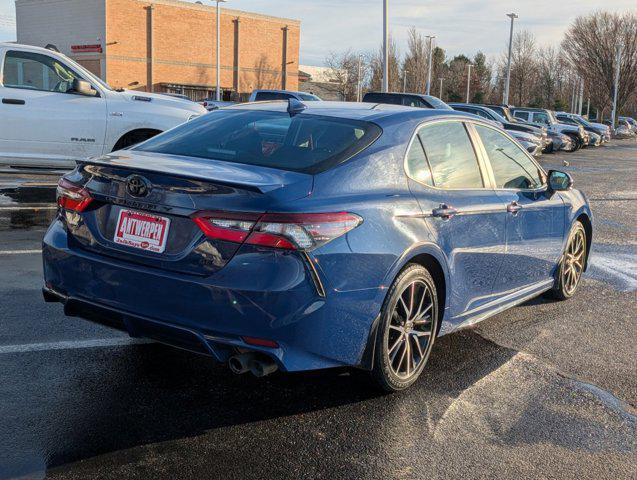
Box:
(214, 0), (226, 101)
(357, 53), (363, 102)
(382, 0), (389, 92)
(503, 12), (518, 105)
(611, 43), (623, 129)
(466, 64), (473, 103)
(577, 77), (584, 115)
(425, 35), (435, 95)
(439, 78), (443, 99)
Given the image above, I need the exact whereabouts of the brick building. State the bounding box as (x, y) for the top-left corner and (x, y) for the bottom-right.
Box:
(15, 0), (300, 100)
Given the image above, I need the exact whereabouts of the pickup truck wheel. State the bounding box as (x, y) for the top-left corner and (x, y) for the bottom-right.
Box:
(112, 129), (162, 151)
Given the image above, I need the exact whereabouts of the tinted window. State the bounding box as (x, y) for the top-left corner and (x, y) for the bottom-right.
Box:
(475, 125), (543, 189)
(557, 116), (577, 125)
(255, 92), (293, 101)
(135, 110), (381, 174)
(401, 96), (427, 108)
(3, 50), (81, 93)
(423, 96), (452, 110)
(298, 93), (321, 101)
(514, 111), (529, 121)
(405, 137), (433, 186)
(418, 122), (483, 189)
(533, 112), (550, 125)
(363, 93), (401, 105)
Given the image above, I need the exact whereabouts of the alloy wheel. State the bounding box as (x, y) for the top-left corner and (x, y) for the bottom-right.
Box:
(562, 228), (586, 295)
(387, 280), (435, 379)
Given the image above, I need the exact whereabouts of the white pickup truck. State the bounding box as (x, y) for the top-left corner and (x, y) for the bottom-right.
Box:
(0, 43), (207, 169)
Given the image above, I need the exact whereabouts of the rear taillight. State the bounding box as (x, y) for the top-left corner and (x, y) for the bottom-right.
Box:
(56, 178), (93, 212)
(192, 211), (261, 243)
(192, 211), (362, 251)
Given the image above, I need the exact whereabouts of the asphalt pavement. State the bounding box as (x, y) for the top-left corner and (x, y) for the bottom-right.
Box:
(0, 144), (636, 480)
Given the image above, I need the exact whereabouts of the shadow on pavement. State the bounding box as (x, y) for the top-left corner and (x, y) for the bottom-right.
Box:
(0, 330), (516, 478)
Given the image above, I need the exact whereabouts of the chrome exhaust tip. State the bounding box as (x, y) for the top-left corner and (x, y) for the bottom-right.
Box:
(249, 357), (278, 377)
(228, 353), (255, 374)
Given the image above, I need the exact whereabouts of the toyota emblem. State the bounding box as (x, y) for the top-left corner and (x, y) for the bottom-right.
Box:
(126, 175), (151, 198)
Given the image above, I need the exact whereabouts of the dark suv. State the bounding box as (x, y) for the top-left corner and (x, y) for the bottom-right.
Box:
(363, 92), (452, 110)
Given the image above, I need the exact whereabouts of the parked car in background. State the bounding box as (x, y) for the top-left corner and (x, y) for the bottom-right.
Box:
(555, 112), (609, 145)
(511, 107), (586, 151)
(619, 116), (637, 130)
(0, 43), (206, 169)
(201, 99), (236, 111)
(449, 103), (547, 156)
(44, 101), (592, 392)
(249, 90), (322, 102)
(482, 104), (555, 152)
(363, 92), (453, 110)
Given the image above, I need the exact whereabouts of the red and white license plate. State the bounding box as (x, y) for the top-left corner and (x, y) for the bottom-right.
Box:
(114, 209), (170, 253)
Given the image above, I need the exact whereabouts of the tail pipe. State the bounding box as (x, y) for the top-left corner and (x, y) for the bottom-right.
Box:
(228, 352), (278, 377)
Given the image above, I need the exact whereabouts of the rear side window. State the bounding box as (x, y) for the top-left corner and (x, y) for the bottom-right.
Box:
(416, 122), (484, 189)
(514, 111), (529, 121)
(135, 110), (381, 174)
(405, 137), (433, 186)
(363, 93), (401, 105)
(475, 125), (543, 189)
(255, 92), (293, 101)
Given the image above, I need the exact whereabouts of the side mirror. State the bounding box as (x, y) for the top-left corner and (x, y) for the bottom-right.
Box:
(548, 170), (573, 191)
(72, 79), (97, 97)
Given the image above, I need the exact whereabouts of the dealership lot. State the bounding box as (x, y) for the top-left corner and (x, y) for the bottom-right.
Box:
(0, 144), (636, 479)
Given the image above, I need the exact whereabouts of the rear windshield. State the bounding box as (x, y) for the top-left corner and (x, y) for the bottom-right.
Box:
(134, 110), (381, 174)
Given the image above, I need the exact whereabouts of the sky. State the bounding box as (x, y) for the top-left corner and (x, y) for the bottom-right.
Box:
(1, 0), (635, 65)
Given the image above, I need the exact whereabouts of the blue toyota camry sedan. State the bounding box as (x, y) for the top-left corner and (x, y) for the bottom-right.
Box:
(43, 100), (592, 391)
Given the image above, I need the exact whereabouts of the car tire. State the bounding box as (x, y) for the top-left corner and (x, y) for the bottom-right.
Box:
(548, 221), (587, 301)
(565, 133), (580, 152)
(371, 264), (439, 392)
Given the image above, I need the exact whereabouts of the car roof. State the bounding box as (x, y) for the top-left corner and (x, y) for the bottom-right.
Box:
(228, 100), (469, 124)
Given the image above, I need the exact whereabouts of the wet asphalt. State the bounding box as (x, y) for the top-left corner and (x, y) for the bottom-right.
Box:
(0, 144), (636, 480)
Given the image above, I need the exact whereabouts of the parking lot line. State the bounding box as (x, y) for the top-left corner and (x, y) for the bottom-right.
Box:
(0, 338), (152, 355)
(0, 249), (42, 255)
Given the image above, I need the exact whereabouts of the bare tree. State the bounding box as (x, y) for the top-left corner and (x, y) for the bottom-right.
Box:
(402, 27), (427, 93)
(562, 11), (637, 117)
(324, 50), (369, 101)
(509, 30), (539, 106)
(370, 35), (401, 92)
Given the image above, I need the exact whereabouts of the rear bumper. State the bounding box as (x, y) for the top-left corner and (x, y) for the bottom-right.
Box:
(42, 219), (378, 372)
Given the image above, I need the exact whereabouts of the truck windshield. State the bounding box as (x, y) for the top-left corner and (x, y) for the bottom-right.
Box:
(134, 110), (381, 174)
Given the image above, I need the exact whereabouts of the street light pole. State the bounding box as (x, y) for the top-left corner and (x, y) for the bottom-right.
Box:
(611, 43), (623, 129)
(403, 70), (409, 92)
(357, 53), (363, 102)
(466, 64), (473, 103)
(382, 0), (389, 92)
(425, 35), (435, 95)
(439, 77), (443, 99)
(214, 0), (226, 102)
(503, 12), (518, 105)
(578, 77), (584, 116)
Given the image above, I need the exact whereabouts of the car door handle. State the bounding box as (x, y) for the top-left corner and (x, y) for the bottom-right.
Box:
(507, 201), (522, 215)
(432, 204), (458, 219)
(2, 98), (25, 105)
